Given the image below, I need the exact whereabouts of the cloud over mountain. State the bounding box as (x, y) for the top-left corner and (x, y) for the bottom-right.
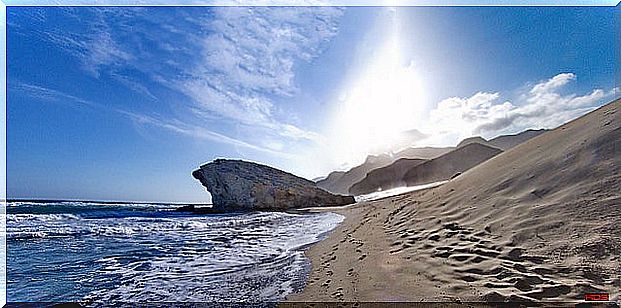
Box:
(426, 73), (617, 141)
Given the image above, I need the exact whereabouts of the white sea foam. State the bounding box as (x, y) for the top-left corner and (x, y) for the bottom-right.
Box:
(7, 202), (344, 302)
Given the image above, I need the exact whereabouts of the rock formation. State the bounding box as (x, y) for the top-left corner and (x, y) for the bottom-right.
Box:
(174, 204), (219, 214)
(192, 159), (355, 212)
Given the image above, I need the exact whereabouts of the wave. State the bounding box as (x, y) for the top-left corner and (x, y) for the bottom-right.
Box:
(82, 212), (343, 302)
(8, 202), (344, 302)
(6, 202), (195, 229)
(7, 200), (345, 302)
(6, 201), (179, 215)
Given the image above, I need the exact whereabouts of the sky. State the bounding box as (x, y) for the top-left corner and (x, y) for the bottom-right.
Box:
(7, 5), (618, 203)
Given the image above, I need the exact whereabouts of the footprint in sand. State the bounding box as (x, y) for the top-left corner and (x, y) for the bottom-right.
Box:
(330, 287), (345, 300)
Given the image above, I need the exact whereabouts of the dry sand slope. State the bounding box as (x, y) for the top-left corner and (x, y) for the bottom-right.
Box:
(289, 99), (620, 303)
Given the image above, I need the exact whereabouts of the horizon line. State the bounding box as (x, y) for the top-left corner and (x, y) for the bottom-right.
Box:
(5, 198), (213, 205)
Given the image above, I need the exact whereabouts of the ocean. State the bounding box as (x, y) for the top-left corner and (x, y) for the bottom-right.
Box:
(6, 201), (344, 303)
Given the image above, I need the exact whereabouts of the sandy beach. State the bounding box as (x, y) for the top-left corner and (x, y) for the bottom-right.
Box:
(288, 99), (620, 303)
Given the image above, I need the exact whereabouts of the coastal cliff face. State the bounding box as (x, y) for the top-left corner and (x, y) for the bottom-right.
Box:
(192, 159), (355, 212)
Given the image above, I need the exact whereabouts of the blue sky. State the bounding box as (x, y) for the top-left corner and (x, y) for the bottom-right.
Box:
(7, 6), (617, 202)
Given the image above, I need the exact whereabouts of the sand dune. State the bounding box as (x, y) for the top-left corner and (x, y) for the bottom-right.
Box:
(455, 129), (548, 150)
(487, 129), (548, 150)
(349, 158), (427, 195)
(403, 143), (503, 187)
(289, 99), (620, 303)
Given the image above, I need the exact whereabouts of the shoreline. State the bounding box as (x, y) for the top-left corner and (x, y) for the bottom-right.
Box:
(284, 101), (621, 303)
(286, 184), (453, 302)
(286, 183), (620, 303)
(285, 193), (422, 302)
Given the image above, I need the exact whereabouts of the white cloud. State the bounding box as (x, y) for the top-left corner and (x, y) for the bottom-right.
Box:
(529, 72), (575, 96)
(110, 73), (158, 101)
(119, 109), (295, 158)
(18, 7), (342, 149)
(11, 82), (98, 108)
(12, 82), (290, 157)
(425, 73), (616, 143)
(28, 8), (134, 78)
(173, 7), (343, 135)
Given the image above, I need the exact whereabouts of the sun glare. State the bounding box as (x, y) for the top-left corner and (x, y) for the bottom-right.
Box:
(331, 9), (426, 166)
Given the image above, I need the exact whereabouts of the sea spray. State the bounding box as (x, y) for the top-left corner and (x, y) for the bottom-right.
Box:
(7, 201), (344, 302)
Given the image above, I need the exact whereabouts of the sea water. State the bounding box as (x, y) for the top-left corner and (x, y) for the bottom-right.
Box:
(6, 201), (343, 303)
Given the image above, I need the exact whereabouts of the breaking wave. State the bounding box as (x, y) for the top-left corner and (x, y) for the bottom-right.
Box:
(7, 201), (343, 302)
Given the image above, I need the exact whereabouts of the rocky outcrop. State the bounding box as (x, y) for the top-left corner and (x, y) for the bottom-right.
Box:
(192, 159), (355, 212)
(174, 204), (219, 214)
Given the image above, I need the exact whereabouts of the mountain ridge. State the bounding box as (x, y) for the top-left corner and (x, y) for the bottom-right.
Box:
(319, 129), (549, 195)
